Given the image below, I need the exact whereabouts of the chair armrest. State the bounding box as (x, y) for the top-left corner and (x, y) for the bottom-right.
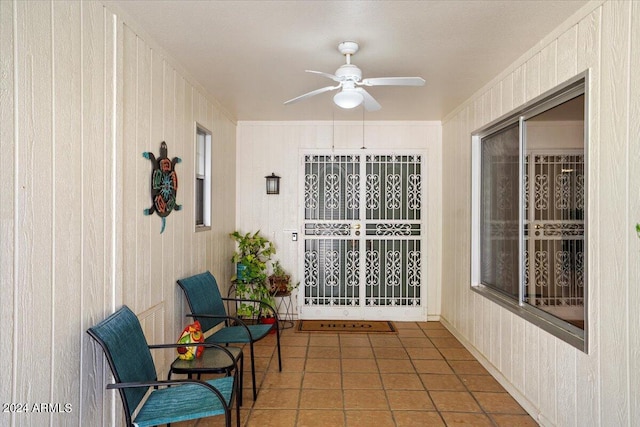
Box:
(106, 378), (230, 410)
(220, 298), (279, 322)
(147, 343), (239, 366)
(186, 312), (257, 339)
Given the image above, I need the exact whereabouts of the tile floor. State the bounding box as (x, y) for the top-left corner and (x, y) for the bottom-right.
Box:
(176, 321), (538, 427)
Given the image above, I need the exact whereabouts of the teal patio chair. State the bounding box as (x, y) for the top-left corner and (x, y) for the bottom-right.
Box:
(177, 271), (282, 400)
(87, 305), (239, 427)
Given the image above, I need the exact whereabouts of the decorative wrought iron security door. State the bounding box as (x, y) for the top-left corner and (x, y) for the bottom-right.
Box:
(525, 151), (585, 321)
(300, 152), (425, 320)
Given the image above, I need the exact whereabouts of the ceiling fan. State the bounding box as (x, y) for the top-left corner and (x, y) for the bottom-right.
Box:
(284, 41), (425, 111)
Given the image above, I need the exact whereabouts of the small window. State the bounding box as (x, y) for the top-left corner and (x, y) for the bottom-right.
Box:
(195, 124), (211, 231)
(472, 72), (588, 351)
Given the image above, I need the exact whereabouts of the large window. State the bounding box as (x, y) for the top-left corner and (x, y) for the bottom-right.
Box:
(472, 73), (588, 351)
(195, 124), (211, 231)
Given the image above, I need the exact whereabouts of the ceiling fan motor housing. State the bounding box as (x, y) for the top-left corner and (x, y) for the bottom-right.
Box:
(335, 64), (362, 82)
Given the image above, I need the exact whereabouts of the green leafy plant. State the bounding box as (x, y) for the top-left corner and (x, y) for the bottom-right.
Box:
(268, 260), (299, 294)
(636, 223), (640, 239)
(230, 230), (276, 317)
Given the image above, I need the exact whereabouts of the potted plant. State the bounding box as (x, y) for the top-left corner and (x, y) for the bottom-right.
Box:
(230, 230), (275, 318)
(268, 260), (299, 295)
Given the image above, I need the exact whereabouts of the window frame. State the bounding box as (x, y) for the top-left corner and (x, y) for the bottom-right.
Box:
(195, 123), (212, 232)
(470, 71), (589, 352)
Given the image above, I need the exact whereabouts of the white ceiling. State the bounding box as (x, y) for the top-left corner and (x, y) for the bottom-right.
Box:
(106, 0), (589, 122)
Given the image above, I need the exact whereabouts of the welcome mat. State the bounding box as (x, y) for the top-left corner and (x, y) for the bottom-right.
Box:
(296, 320), (396, 333)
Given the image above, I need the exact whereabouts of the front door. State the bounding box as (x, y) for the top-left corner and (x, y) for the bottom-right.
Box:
(299, 152), (426, 321)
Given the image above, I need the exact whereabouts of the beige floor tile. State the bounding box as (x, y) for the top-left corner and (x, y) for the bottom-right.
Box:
(420, 373), (466, 391)
(260, 371), (303, 389)
(377, 358), (415, 373)
(439, 412), (494, 426)
(386, 390), (435, 410)
(342, 372), (383, 389)
(373, 346), (409, 359)
(400, 337), (435, 348)
(307, 346), (341, 358)
(381, 373), (424, 390)
(343, 389), (389, 410)
(279, 345), (308, 358)
(413, 359), (454, 374)
(430, 337), (465, 348)
(269, 357), (305, 372)
(299, 388), (344, 409)
(397, 328), (429, 337)
(339, 334), (371, 347)
(309, 335), (340, 347)
(406, 347), (444, 360)
(430, 391), (482, 412)
(304, 357), (341, 372)
(418, 321), (446, 330)
(341, 346), (374, 359)
(438, 348), (475, 360)
(394, 321), (421, 329)
(298, 409), (345, 427)
(459, 374), (505, 392)
(423, 329), (455, 338)
(341, 358), (378, 373)
(280, 335), (309, 347)
(448, 360), (490, 375)
(393, 410), (445, 427)
(473, 392), (527, 414)
(252, 388), (300, 409)
(369, 335), (403, 347)
(245, 409), (297, 427)
(302, 372), (342, 389)
(251, 345), (276, 357)
(491, 413), (540, 426)
(345, 410), (395, 427)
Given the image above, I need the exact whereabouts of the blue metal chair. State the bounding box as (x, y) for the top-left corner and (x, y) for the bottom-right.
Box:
(177, 271), (282, 400)
(87, 305), (239, 427)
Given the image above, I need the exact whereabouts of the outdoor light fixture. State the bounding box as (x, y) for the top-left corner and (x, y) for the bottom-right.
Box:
(333, 89), (364, 109)
(265, 173), (280, 194)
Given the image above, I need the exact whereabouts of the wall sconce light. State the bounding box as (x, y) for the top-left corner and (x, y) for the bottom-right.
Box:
(265, 173), (280, 195)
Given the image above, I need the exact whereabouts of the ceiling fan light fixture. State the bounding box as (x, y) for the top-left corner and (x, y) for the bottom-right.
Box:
(333, 90), (364, 109)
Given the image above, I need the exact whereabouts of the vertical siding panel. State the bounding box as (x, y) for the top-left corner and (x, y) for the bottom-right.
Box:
(628, 2), (640, 423)
(538, 333), (557, 425)
(524, 325), (539, 413)
(511, 316), (525, 393)
(51, 2), (82, 424)
(183, 84), (194, 274)
(172, 73), (186, 334)
(557, 25), (578, 82)
(556, 347), (577, 427)
(490, 83), (501, 122)
(161, 62), (176, 352)
(122, 25), (137, 308)
(525, 52), (541, 101)
(80, 1), (108, 425)
(499, 309), (511, 379)
(512, 65), (526, 108)
(136, 37), (151, 313)
(599, 1), (630, 424)
(576, 6), (601, 426)
(0, 0), (16, 414)
(149, 48), (163, 313)
(539, 40), (557, 93)
(501, 73), (513, 115)
(15, 3), (54, 426)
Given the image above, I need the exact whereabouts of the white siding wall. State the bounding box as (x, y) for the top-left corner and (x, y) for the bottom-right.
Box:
(441, 1), (640, 425)
(235, 121), (442, 319)
(0, 1), (236, 425)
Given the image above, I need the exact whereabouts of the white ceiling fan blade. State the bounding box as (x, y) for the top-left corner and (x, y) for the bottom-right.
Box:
(284, 85), (340, 105)
(360, 77), (426, 87)
(357, 88), (381, 111)
(305, 70), (341, 82)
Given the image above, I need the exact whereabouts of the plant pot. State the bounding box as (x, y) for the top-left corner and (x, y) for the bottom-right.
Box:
(269, 276), (290, 294)
(260, 316), (277, 334)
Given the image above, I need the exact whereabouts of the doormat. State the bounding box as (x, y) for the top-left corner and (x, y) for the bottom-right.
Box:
(296, 320), (396, 333)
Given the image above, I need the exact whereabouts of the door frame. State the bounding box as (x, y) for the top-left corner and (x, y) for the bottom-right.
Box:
(297, 149), (428, 321)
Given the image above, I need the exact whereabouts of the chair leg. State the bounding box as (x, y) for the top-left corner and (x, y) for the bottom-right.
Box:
(249, 341), (257, 400)
(275, 319), (282, 372)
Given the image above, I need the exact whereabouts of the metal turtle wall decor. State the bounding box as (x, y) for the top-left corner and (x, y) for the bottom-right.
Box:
(143, 141), (182, 233)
